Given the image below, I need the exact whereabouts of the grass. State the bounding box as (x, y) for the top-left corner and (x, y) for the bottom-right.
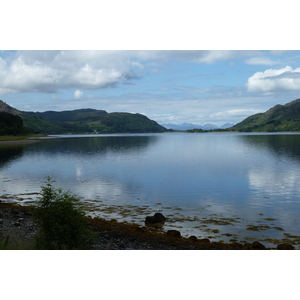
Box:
(0, 237), (35, 250)
(0, 134), (45, 142)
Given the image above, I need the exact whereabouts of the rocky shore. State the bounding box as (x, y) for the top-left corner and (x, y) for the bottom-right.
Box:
(0, 201), (295, 250)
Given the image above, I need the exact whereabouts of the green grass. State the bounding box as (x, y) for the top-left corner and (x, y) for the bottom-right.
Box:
(0, 237), (35, 250)
(0, 134), (45, 141)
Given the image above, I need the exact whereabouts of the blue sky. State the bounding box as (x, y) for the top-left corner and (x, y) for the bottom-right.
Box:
(1, 50), (300, 126)
(1, 1), (300, 127)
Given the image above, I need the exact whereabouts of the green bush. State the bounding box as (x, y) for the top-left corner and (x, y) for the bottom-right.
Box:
(33, 177), (95, 250)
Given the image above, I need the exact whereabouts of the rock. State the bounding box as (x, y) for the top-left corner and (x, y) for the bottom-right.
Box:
(276, 243), (295, 250)
(251, 241), (266, 250)
(0, 218), (3, 224)
(118, 242), (126, 249)
(189, 235), (198, 241)
(13, 222), (21, 227)
(145, 213), (166, 226)
(198, 238), (210, 243)
(166, 230), (181, 238)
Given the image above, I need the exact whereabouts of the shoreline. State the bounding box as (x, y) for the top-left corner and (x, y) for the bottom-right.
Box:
(0, 139), (42, 145)
(0, 201), (296, 250)
(0, 135), (47, 145)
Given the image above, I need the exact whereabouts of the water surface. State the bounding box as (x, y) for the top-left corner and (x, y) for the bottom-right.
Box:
(1, 132), (300, 247)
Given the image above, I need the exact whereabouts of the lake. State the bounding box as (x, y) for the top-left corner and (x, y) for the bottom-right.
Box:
(1, 132), (300, 247)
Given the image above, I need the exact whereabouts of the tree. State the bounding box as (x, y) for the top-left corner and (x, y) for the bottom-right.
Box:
(33, 177), (95, 249)
(0, 111), (29, 135)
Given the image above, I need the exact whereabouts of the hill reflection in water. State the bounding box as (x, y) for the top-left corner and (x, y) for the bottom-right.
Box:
(1, 133), (300, 247)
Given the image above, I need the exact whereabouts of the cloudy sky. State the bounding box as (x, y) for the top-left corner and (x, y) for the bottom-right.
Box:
(1, 1), (299, 127)
(1, 50), (300, 126)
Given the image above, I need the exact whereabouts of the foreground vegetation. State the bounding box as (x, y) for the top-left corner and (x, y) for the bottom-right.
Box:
(33, 177), (95, 250)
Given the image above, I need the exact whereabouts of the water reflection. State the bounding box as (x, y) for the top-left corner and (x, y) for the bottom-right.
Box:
(238, 133), (300, 161)
(24, 135), (159, 156)
(237, 134), (300, 199)
(2, 133), (300, 247)
(0, 145), (25, 168)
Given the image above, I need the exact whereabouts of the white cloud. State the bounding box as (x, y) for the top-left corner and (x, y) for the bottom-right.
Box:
(0, 51), (140, 95)
(0, 50), (269, 96)
(247, 65), (300, 93)
(209, 108), (262, 120)
(74, 89), (83, 99)
(245, 56), (277, 66)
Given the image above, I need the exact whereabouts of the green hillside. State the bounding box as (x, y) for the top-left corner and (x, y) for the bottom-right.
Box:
(25, 108), (107, 122)
(22, 109), (166, 134)
(232, 98), (300, 132)
(0, 111), (29, 135)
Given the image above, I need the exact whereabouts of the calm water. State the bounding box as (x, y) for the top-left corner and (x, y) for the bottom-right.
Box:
(1, 132), (300, 247)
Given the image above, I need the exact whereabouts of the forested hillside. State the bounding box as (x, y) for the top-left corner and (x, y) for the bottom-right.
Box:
(22, 109), (166, 134)
(0, 111), (29, 135)
(232, 98), (300, 132)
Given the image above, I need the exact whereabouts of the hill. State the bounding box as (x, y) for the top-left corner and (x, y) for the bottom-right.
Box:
(0, 100), (24, 117)
(23, 109), (166, 134)
(231, 98), (300, 132)
(0, 111), (28, 136)
(161, 123), (218, 131)
(0, 100), (29, 135)
(0, 100), (167, 134)
(25, 108), (107, 122)
(161, 122), (234, 131)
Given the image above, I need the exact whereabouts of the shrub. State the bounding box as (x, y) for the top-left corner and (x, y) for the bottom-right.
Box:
(33, 177), (95, 250)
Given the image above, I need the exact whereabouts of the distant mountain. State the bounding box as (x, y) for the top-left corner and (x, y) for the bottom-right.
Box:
(161, 122), (233, 131)
(231, 98), (300, 132)
(22, 108), (167, 134)
(220, 123), (235, 129)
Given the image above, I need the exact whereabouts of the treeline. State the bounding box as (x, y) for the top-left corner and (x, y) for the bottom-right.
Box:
(0, 111), (29, 135)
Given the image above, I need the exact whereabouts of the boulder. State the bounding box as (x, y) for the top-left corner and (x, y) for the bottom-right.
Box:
(276, 243), (295, 250)
(198, 238), (210, 243)
(166, 230), (181, 238)
(189, 235), (198, 241)
(145, 213), (166, 226)
(251, 241), (266, 250)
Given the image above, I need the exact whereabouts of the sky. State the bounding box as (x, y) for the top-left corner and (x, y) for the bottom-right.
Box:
(2, 50), (300, 126)
(1, 1), (299, 128)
